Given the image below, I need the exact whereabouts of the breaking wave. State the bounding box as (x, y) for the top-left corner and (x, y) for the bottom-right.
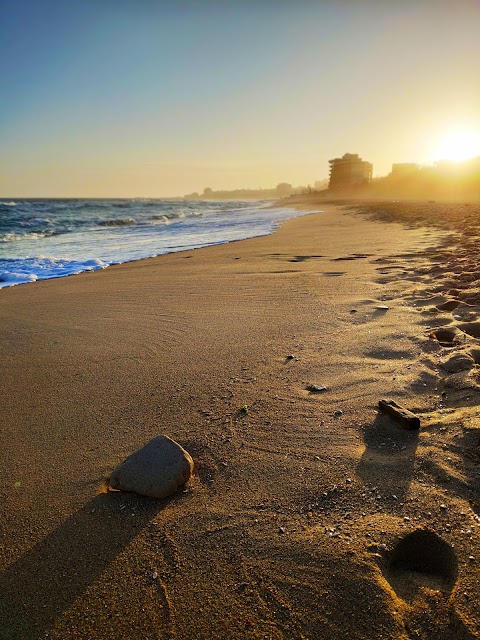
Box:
(0, 198), (320, 287)
(97, 218), (136, 227)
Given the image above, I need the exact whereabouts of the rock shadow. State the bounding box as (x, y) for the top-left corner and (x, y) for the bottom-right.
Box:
(0, 491), (174, 640)
(454, 424), (480, 514)
(372, 307), (389, 317)
(357, 412), (419, 503)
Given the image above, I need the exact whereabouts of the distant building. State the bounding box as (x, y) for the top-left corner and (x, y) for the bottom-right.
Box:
(328, 153), (373, 190)
(275, 182), (293, 196)
(390, 163), (419, 176)
(314, 179), (328, 191)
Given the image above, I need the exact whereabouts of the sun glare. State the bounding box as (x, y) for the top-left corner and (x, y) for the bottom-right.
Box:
(434, 130), (480, 163)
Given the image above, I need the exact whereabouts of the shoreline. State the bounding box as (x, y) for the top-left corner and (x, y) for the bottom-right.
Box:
(0, 201), (321, 290)
(2, 204), (480, 638)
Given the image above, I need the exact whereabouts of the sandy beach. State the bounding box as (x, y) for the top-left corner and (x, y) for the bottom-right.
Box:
(2, 203), (480, 639)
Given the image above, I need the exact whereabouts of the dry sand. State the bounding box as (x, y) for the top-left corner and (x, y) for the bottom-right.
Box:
(1, 203), (480, 639)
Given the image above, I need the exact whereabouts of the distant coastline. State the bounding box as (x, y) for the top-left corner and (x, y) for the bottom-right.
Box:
(183, 154), (480, 204)
(184, 181), (328, 201)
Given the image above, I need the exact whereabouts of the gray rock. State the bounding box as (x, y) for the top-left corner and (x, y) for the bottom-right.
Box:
(109, 435), (193, 499)
(307, 384), (328, 393)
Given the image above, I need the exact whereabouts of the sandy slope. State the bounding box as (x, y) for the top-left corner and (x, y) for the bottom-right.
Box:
(1, 204), (479, 639)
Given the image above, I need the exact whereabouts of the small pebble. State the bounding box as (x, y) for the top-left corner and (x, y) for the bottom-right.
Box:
(334, 410), (343, 417)
(278, 526), (286, 534)
(440, 504), (447, 510)
(152, 572), (158, 580)
(307, 384), (328, 393)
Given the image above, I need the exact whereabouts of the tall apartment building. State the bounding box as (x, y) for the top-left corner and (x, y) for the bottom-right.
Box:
(328, 153), (373, 190)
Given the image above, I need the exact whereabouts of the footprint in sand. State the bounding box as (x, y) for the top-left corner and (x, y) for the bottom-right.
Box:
(385, 529), (457, 600)
(428, 325), (466, 347)
(289, 254), (324, 263)
(390, 529), (457, 581)
(332, 253), (372, 261)
(457, 321), (480, 339)
(436, 300), (461, 311)
(268, 253), (324, 263)
(381, 528), (475, 638)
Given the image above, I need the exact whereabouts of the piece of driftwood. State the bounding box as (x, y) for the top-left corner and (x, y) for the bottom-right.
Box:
(378, 399), (420, 430)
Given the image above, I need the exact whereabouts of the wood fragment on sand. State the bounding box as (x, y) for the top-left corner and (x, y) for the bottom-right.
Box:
(378, 399), (420, 430)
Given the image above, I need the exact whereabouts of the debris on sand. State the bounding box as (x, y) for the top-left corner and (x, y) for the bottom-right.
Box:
(378, 399), (420, 430)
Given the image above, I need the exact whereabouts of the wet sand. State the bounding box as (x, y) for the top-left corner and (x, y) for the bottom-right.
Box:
(1, 203), (480, 639)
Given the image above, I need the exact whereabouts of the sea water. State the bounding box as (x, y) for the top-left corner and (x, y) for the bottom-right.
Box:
(0, 199), (315, 288)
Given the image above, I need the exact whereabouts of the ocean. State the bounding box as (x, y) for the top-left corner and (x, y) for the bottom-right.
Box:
(0, 199), (315, 288)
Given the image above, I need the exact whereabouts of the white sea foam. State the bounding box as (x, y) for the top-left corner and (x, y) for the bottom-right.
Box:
(1, 231), (52, 242)
(0, 200), (322, 288)
(151, 216), (170, 225)
(0, 271), (38, 284)
(0, 256), (108, 287)
(0, 201), (16, 206)
(83, 258), (106, 269)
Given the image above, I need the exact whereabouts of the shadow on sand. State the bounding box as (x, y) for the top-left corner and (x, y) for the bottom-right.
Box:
(357, 412), (419, 503)
(0, 491), (172, 640)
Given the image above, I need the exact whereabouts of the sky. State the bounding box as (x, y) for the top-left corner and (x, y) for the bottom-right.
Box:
(1, 0), (479, 197)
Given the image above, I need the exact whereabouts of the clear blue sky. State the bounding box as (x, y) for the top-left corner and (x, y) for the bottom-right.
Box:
(1, 0), (479, 196)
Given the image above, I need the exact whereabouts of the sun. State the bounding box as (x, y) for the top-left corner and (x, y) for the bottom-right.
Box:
(434, 130), (480, 163)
